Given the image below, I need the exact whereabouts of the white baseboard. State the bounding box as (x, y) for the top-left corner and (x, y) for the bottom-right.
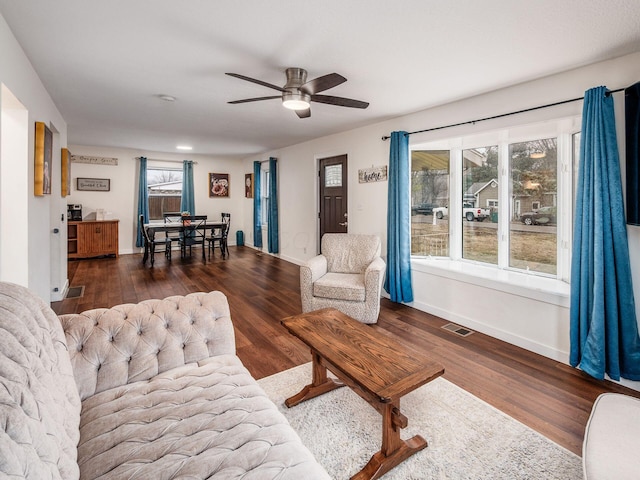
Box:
(51, 278), (69, 302)
(409, 298), (570, 364)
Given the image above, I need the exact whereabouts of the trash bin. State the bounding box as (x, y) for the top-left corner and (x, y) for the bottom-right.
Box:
(491, 212), (498, 223)
(236, 230), (244, 246)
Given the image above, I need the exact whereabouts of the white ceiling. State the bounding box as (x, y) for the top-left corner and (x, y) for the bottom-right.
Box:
(1, 0), (639, 159)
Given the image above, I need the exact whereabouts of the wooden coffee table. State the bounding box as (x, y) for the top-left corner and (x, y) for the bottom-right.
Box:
(281, 308), (445, 480)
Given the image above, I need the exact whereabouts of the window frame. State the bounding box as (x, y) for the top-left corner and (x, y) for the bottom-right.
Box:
(410, 116), (580, 288)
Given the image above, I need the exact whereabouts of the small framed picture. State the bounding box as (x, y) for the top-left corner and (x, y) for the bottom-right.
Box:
(245, 173), (253, 198)
(209, 173), (229, 197)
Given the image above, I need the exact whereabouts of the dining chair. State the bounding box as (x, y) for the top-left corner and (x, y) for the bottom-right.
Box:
(140, 215), (173, 267)
(162, 212), (183, 245)
(207, 213), (230, 259)
(179, 215), (207, 260)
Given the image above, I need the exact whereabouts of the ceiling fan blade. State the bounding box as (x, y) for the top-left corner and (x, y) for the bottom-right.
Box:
(311, 94), (369, 109)
(228, 95), (281, 104)
(300, 73), (346, 95)
(296, 108), (311, 119)
(225, 73), (286, 92)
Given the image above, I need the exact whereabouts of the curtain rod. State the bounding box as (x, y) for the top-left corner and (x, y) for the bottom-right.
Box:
(136, 157), (198, 165)
(381, 87), (625, 141)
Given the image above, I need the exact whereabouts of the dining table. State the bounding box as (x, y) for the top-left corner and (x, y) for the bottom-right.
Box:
(143, 220), (224, 265)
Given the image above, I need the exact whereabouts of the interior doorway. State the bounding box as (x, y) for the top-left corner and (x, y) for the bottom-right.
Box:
(0, 84), (29, 286)
(318, 154), (348, 239)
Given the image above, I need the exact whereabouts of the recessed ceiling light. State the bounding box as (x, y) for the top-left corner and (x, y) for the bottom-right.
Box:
(158, 94), (176, 102)
(177, 145), (192, 151)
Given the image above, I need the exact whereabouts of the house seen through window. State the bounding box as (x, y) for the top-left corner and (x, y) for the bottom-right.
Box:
(147, 167), (183, 220)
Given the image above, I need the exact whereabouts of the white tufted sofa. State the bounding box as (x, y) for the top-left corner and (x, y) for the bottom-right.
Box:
(300, 233), (386, 324)
(0, 281), (329, 479)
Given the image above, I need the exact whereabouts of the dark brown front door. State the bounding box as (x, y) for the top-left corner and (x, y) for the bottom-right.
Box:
(319, 155), (348, 238)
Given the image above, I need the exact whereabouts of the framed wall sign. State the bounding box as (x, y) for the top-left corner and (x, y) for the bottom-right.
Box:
(77, 177), (110, 192)
(209, 173), (229, 197)
(358, 165), (388, 183)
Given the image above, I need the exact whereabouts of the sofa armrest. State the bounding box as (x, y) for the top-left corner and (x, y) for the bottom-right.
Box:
(60, 291), (235, 400)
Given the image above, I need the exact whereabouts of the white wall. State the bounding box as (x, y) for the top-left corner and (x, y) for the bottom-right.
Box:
(0, 12), (68, 301)
(243, 51), (640, 389)
(67, 145), (246, 254)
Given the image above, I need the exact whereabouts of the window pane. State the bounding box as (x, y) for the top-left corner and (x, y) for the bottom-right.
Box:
(147, 168), (183, 220)
(509, 138), (558, 274)
(411, 150), (450, 256)
(462, 146), (498, 264)
(324, 165), (342, 187)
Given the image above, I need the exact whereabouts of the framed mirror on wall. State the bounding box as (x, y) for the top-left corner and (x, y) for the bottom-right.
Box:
(626, 82), (640, 225)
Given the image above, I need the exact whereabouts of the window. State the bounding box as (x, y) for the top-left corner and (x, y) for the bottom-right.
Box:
(410, 150), (450, 256)
(147, 167), (182, 220)
(509, 138), (558, 274)
(410, 117), (579, 282)
(261, 166), (270, 225)
(462, 146), (498, 264)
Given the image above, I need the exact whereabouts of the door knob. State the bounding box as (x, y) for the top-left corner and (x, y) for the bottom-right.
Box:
(339, 222), (348, 226)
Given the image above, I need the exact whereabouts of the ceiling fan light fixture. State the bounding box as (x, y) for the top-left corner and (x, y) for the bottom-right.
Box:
(282, 91), (310, 111)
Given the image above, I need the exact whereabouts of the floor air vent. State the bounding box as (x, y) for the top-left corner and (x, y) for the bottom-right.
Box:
(66, 286), (85, 299)
(442, 323), (474, 337)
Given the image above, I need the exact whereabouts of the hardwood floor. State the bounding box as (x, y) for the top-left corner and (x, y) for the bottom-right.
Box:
(52, 247), (640, 456)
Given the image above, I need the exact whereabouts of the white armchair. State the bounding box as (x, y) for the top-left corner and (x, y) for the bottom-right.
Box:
(300, 233), (386, 324)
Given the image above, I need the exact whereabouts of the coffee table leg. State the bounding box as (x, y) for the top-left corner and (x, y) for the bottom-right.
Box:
(285, 351), (344, 408)
(351, 403), (427, 480)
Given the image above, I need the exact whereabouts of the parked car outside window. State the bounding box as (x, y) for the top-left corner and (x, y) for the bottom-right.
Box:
(411, 203), (437, 216)
(520, 206), (557, 225)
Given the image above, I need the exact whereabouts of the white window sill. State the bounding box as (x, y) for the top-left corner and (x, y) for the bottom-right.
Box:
(411, 257), (570, 308)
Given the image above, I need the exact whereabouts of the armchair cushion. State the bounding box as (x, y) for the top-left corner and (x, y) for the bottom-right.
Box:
(314, 272), (366, 302)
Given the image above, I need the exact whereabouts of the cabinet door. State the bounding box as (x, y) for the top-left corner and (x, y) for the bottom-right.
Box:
(101, 222), (118, 255)
(77, 223), (103, 255)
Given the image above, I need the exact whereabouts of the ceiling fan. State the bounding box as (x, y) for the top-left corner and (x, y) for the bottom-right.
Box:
(226, 67), (369, 118)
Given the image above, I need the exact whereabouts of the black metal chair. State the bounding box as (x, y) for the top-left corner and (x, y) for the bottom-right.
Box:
(140, 215), (172, 267)
(207, 213), (230, 259)
(179, 215), (207, 260)
(162, 212), (183, 245)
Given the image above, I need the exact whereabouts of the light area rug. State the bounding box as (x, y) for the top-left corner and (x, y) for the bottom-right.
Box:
(257, 363), (583, 480)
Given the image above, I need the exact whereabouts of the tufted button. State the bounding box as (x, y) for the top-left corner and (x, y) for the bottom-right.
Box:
(97, 364), (101, 371)
(77, 344), (83, 352)
(137, 330), (142, 336)
(164, 323), (169, 329)
(190, 319), (195, 325)
(127, 357), (132, 363)
(109, 336), (114, 342)
(181, 343), (185, 349)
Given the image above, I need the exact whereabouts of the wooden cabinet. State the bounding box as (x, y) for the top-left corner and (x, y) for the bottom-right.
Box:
(68, 220), (119, 259)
